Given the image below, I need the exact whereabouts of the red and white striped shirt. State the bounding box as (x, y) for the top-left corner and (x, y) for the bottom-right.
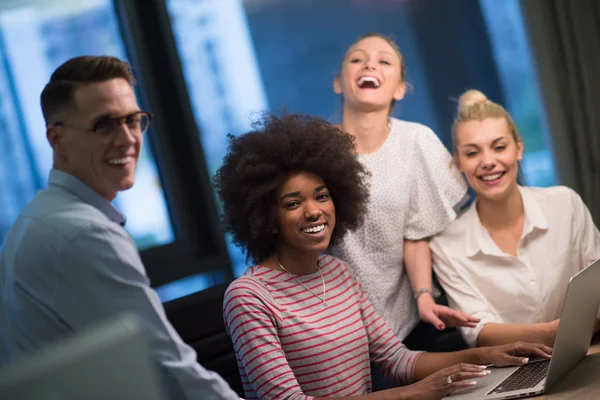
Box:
(223, 255), (422, 400)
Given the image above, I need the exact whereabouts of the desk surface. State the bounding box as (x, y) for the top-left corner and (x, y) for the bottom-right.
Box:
(538, 342), (600, 399)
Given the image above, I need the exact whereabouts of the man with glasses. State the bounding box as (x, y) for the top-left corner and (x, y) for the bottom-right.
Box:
(0, 56), (240, 400)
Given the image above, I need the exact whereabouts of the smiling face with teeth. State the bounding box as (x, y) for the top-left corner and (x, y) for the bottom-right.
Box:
(334, 36), (406, 113)
(48, 78), (142, 201)
(275, 171), (336, 260)
(455, 117), (523, 202)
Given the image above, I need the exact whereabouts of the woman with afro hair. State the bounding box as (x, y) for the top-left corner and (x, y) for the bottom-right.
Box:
(216, 113), (551, 400)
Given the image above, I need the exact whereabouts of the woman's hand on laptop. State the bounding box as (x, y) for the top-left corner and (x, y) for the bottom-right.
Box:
(480, 342), (553, 367)
(402, 363), (491, 400)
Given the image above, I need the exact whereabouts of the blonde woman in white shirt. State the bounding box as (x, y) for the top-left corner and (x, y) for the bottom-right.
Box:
(430, 89), (600, 349)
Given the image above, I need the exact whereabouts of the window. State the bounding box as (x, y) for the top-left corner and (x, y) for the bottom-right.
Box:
(0, 0), (173, 250)
(166, 0), (442, 282)
(480, 0), (557, 187)
(167, 0), (269, 280)
(164, 0), (558, 300)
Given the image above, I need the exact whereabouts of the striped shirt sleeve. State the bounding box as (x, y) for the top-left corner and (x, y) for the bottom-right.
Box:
(223, 278), (314, 400)
(356, 279), (423, 385)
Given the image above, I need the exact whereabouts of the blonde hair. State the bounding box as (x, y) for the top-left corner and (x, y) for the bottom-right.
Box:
(451, 89), (521, 159)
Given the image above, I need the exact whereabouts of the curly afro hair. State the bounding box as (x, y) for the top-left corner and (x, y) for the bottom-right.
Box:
(214, 113), (370, 264)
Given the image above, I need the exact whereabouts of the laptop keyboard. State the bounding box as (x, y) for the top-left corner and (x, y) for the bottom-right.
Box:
(487, 359), (550, 395)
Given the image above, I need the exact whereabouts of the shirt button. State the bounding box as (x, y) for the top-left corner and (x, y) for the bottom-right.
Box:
(530, 280), (535, 285)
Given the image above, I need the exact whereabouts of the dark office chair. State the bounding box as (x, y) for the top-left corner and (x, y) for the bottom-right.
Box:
(163, 284), (244, 397)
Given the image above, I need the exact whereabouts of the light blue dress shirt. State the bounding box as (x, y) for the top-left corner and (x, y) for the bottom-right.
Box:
(0, 169), (239, 400)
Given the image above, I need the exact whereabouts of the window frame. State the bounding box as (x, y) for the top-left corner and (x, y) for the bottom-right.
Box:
(114, 0), (233, 287)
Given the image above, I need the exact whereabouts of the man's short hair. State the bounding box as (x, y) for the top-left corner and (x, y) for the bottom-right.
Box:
(40, 55), (136, 125)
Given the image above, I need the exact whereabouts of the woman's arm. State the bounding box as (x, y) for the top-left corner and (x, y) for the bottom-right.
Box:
(413, 342), (553, 381)
(338, 272), (496, 400)
(350, 272), (551, 400)
(570, 188), (600, 266)
(348, 343), (553, 400)
(404, 239), (434, 301)
(404, 239), (478, 330)
(477, 321), (558, 347)
(312, 363), (490, 400)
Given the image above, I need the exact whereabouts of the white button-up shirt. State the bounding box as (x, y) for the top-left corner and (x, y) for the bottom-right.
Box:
(431, 186), (600, 347)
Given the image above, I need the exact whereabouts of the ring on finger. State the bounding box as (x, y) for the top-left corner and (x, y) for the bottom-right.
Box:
(447, 375), (453, 384)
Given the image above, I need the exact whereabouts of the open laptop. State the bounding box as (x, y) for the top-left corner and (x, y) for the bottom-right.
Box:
(446, 258), (600, 400)
(0, 313), (167, 400)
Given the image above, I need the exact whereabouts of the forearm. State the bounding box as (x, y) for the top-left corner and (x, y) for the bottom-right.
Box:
(64, 230), (240, 400)
(413, 349), (485, 381)
(477, 322), (556, 347)
(404, 239), (433, 293)
(314, 386), (412, 400)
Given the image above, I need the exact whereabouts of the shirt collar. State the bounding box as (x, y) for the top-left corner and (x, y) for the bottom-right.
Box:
(48, 169), (127, 226)
(464, 186), (548, 258)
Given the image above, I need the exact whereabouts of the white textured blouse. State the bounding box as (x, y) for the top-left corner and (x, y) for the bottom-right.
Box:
(431, 185), (600, 347)
(334, 118), (467, 340)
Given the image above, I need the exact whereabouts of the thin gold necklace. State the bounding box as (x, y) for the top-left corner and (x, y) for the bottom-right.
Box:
(276, 259), (327, 306)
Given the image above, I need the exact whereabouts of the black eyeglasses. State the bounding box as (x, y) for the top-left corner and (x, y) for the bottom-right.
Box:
(54, 111), (152, 137)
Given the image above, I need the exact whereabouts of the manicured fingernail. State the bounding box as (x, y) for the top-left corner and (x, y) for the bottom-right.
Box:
(478, 370), (491, 376)
(521, 358), (529, 364)
(477, 365), (488, 369)
(439, 325), (445, 330)
(467, 380), (477, 385)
